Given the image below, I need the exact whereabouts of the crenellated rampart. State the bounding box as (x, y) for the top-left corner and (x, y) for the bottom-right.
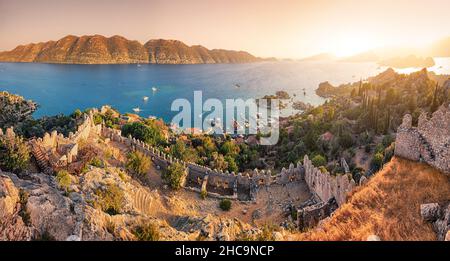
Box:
(28, 110), (102, 173)
(10, 107), (357, 205)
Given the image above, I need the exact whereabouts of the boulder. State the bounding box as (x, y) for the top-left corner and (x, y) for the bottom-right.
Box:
(273, 231), (283, 241)
(420, 203), (441, 222)
(0, 174), (20, 216)
(367, 235), (381, 241)
(359, 176), (368, 186)
(420, 202), (450, 241)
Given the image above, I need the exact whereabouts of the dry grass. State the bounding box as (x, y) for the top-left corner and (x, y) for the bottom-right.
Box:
(295, 157), (450, 241)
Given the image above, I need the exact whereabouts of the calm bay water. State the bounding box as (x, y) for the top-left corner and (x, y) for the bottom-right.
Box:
(1, 60), (448, 122)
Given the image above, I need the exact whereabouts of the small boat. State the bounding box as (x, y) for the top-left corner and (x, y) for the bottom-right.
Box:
(234, 83), (241, 88)
(133, 107), (141, 113)
(143, 96), (149, 101)
(137, 64), (141, 67)
(152, 87), (158, 92)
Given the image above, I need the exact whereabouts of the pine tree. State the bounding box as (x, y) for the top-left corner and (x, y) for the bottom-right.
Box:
(430, 83), (440, 112)
(385, 108), (391, 134)
(358, 79), (363, 96)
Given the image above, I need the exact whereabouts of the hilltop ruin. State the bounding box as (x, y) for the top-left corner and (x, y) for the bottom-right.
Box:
(395, 104), (450, 174)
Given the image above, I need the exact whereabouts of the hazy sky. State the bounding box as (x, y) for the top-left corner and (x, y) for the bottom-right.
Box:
(1, 0), (449, 58)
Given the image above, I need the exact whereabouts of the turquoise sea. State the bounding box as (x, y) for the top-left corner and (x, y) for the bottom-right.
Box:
(1, 59), (449, 122)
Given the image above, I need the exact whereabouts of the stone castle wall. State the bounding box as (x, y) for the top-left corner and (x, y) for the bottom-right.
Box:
(102, 124), (356, 204)
(303, 155), (356, 206)
(30, 110), (102, 171)
(101, 126), (306, 201)
(20, 108), (357, 205)
(395, 105), (450, 174)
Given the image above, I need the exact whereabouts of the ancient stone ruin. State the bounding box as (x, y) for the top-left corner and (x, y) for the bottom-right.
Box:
(395, 104), (450, 241)
(28, 110), (101, 174)
(102, 126), (308, 201)
(296, 155), (356, 229)
(395, 104), (450, 174)
(3, 108), (358, 231)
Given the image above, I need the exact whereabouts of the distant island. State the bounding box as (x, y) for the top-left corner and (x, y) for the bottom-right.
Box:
(378, 55), (435, 68)
(0, 35), (264, 64)
(299, 53), (336, 62)
(299, 36), (450, 68)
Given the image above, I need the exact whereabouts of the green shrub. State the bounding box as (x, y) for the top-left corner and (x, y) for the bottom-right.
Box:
(89, 157), (105, 168)
(121, 122), (165, 146)
(338, 133), (354, 149)
(18, 189), (31, 226)
(220, 141), (240, 157)
(383, 144), (395, 164)
(224, 155), (238, 173)
(382, 134), (394, 147)
(133, 222), (160, 241)
(311, 154), (326, 167)
(163, 162), (186, 190)
(290, 208), (298, 221)
(371, 152), (384, 171)
(256, 224), (276, 241)
(200, 189), (207, 199)
(95, 184), (125, 215)
(318, 166), (328, 173)
(117, 169), (127, 181)
(219, 199), (232, 211)
(375, 144), (385, 154)
(93, 113), (104, 125)
(0, 134), (30, 173)
(126, 151), (151, 176)
(56, 170), (72, 192)
(351, 167), (365, 183)
(80, 164), (89, 174)
(72, 109), (82, 119)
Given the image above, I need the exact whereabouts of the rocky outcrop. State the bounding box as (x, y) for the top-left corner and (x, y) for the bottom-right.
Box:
(315, 82), (337, 98)
(0, 174), (32, 240)
(0, 35), (262, 64)
(420, 202), (450, 241)
(171, 215), (258, 241)
(0, 91), (37, 127)
(1, 164), (259, 241)
(0, 172), (80, 240)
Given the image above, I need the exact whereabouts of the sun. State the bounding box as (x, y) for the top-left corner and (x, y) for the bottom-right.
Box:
(332, 34), (379, 57)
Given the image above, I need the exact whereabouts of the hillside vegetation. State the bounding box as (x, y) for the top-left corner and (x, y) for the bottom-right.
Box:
(295, 157), (450, 241)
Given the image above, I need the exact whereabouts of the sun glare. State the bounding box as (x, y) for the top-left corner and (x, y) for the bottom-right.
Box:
(332, 35), (379, 57)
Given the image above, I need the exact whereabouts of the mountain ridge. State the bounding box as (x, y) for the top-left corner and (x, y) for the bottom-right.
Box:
(0, 34), (263, 64)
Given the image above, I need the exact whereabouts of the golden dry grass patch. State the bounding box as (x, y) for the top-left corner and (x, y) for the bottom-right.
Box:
(295, 157), (450, 241)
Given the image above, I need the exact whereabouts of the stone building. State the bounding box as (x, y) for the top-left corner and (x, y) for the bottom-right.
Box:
(395, 104), (450, 174)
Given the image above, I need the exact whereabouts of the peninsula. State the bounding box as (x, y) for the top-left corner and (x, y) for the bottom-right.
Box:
(0, 35), (263, 64)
